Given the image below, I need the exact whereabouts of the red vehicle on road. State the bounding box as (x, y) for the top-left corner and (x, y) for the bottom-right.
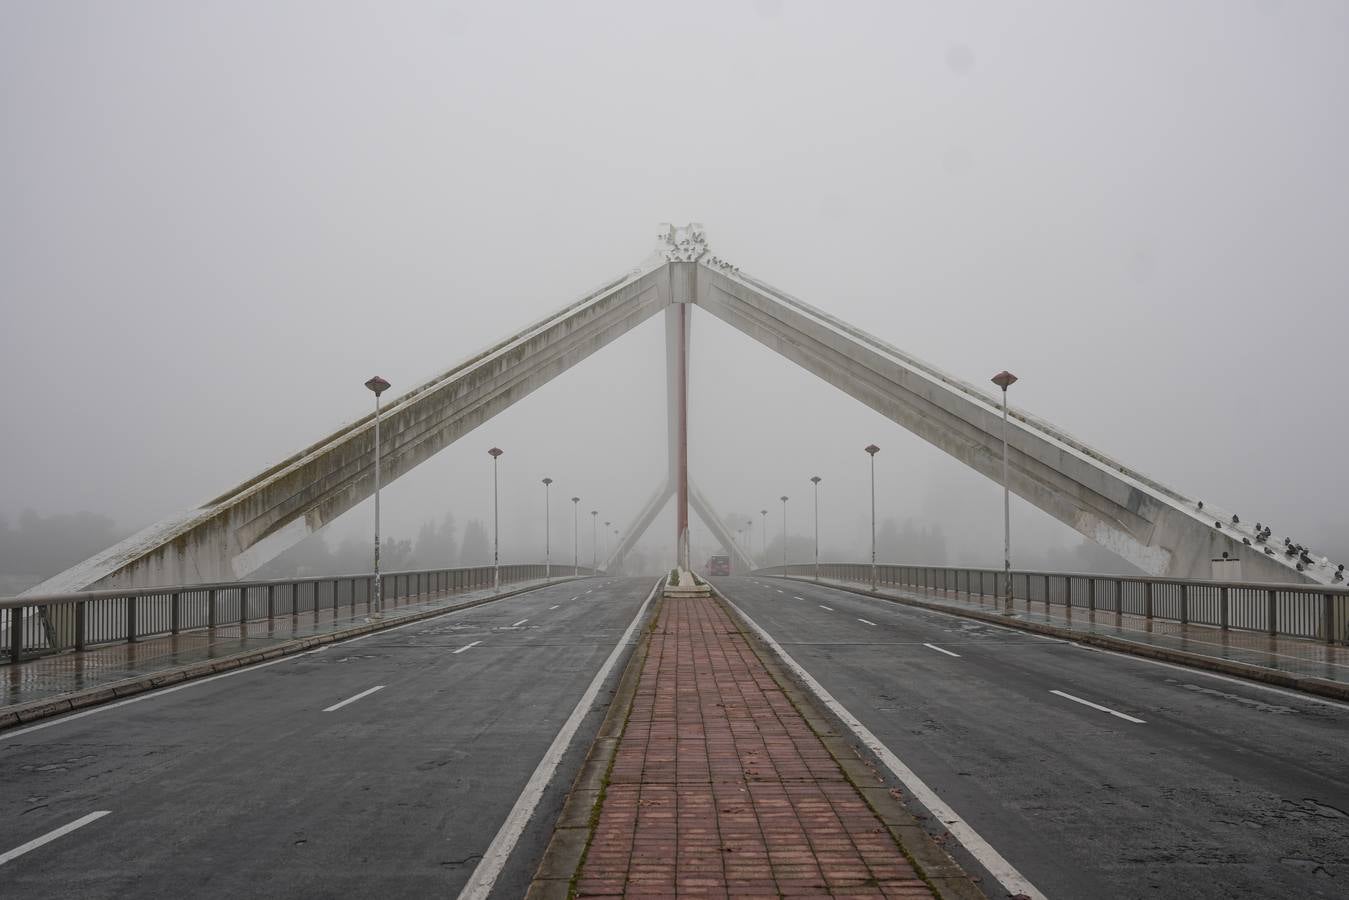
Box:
(707, 555), (731, 577)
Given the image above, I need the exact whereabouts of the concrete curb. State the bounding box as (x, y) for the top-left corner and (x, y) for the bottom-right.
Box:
(525, 593), (662, 900)
(709, 585), (985, 900)
(781, 576), (1349, 704)
(0, 577), (586, 733)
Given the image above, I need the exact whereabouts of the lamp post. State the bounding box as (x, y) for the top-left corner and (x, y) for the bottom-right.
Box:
(760, 509), (768, 565)
(541, 477), (553, 580)
(591, 510), (598, 572)
(746, 519), (753, 573)
(604, 520), (611, 568)
(364, 376), (391, 618)
(992, 370), (1019, 615)
(810, 476), (822, 581)
(865, 445), (880, 591)
(489, 447), (503, 591)
(571, 496), (580, 575)
(780, 495), (789, 574)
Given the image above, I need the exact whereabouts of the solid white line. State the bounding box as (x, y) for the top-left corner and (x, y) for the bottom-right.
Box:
(924, 643), (961, 658)
(323, 685), (384, 712)
(858, 618), (878, 626)
(452, 641), (482, 654)
(549, 605), (560, 610)
(723, 597), (1047, 900)
(0, 811), (111, 866)
(819, 605), (833, 611)
(511, 619), (528, 627)
(457, 578), (660, 900)
(0, 582), (558, 742)
(1050, 689), (1146, 724)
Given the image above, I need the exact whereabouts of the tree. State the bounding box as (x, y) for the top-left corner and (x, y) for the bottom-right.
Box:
(460, 519), (491, 566)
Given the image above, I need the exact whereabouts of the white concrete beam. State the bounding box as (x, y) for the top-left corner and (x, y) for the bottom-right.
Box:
(28, 264), (668, 593)
(694, 260), (1327, 585)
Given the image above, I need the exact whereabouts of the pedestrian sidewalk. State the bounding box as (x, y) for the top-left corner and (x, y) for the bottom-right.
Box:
(572, 595), (940, 898)
(0, 578), (553, 710)
(795, 575), (1349, 689)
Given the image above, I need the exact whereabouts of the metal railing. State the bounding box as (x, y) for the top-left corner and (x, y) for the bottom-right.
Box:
(1, 563), (592, 664)
(755, 563), (1349, 645)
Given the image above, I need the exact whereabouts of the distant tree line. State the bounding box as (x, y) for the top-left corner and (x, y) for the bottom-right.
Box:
(0, 509), (126, 579)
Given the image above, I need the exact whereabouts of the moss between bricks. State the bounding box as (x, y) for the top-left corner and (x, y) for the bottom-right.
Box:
(567, 599), (660, 899)
(709, 587), (982, 900)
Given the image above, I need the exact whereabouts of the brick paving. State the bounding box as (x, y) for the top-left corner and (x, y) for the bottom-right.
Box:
(575, 595), (934, 899)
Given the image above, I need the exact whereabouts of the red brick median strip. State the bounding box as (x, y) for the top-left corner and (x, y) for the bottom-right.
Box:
(576, 596), (935, 898)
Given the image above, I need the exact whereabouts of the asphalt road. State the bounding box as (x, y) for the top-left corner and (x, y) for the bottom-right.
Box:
(0, 576), (655, 899)
(718, 575), (1349, 900)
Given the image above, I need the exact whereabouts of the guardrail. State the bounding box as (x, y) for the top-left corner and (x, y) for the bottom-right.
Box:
(1, 563), (593, 664)
(755, 563), (1349, 645)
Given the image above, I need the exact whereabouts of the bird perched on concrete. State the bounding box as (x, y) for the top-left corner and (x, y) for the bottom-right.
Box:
(1243, 537), (1251, 545)
(1215, 521), (1223, 529)
(1232, 514), (1240, 524)
(1265, 547), (1276, 555)
(1198, 501), (1204, 510)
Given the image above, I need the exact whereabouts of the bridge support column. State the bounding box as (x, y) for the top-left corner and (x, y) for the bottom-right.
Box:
(668, 303), (691, 571)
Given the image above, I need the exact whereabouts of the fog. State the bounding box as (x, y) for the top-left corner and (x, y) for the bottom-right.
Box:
(3, 2), (1347, 584)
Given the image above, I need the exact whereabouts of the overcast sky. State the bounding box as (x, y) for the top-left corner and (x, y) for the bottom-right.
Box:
(3, 1), (1347, 574)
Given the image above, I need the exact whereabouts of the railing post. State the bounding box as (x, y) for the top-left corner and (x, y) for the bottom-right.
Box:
(1088, 578), (1096, 612)
(171, 591), (181, 635)
(1144, 581), (1153, 620)
(8, 606), (22, 663)
(1267, 589), (1278, 636)
(126, 595), (138, 643)
(1325, 593), (1336, 645)
(208, 589), (217, 628)
(1220, 586), (1229, 631)
(1044, 574), (1050, 613)
(267, 584), (276, 621)
(240, 586), (248, 627)
(1180, 583), (1189, 625)
(75, 600), (87, 651)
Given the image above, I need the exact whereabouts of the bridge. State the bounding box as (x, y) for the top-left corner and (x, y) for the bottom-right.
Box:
(2, 226), (1347, 899)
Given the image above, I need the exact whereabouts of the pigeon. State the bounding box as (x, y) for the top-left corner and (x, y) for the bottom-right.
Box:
(1243, 538), (1251, 545)
(1265, 547), (1275, 555)
(1256, 522), (1262, 531)
(1215, 521), (1223, 529)
(1297, 563), (1305, 572)
(1232, 514), (1240, 524)
(1198, 501), (1204, 510)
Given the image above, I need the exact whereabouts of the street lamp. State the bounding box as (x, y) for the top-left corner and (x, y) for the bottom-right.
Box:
(746, 519), (753, 573)
(865, 445), (880, 591)
(571, 497), (580, 575)
(591, 510), (598, 572)
(489, 447), (503, 591)
(760, 509), (768, 564)
(810, 476), (822, 581)
(364, 376), (391, 618)
(542, 477), (553, 579)
(604, 520), (611, 567)
(992, 370), (1019, 615)
(780, 496), (789, 574)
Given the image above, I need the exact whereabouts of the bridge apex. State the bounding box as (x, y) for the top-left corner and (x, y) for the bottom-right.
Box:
(656, 222), (709, 262)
